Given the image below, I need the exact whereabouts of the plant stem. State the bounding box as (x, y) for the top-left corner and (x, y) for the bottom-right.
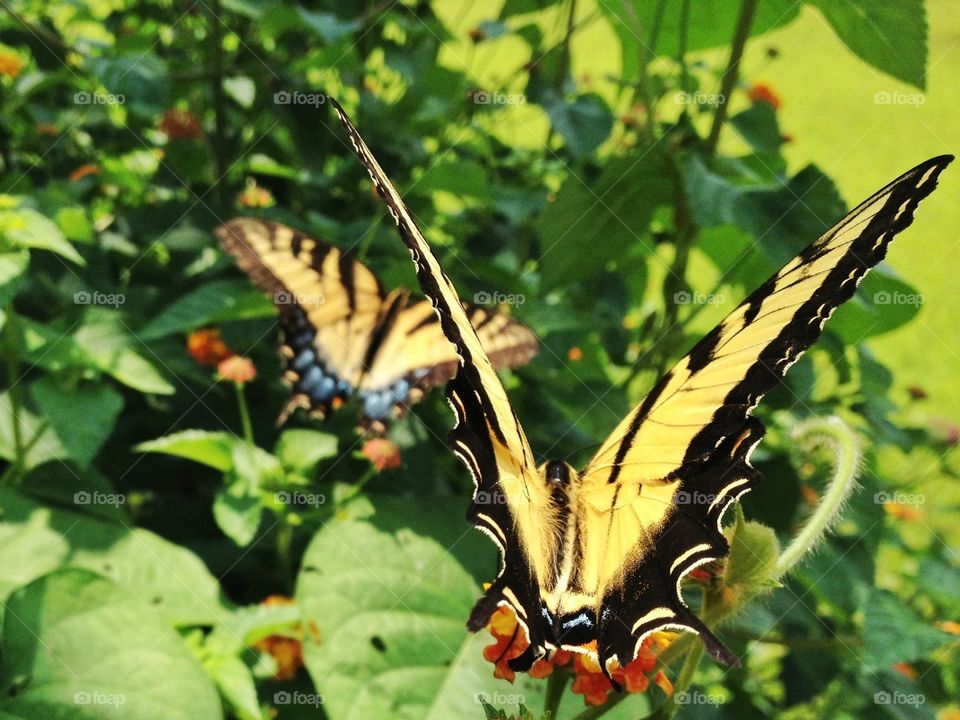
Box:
(209, 0), (227, 213)
(544, 668), (569, 718)
(3, 308), (24, 485)
(557, 0), (578, 88)
(775, 416), (861, 578)
(235, 382), (254, 444)
(705, 0), (759, 156)
(652, 643), (703, 720)
(276, 518), (294, 592)
(676, 0), (691, 89)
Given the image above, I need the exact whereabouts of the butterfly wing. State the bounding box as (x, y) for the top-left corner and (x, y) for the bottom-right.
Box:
(215, 218), (388, 420)
(333, 100), (557, 665)
(359, 301), (539, 426)
(573, 155), (952, 672)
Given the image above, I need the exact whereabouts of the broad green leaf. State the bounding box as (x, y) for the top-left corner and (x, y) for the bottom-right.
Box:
(0, 569), (222, 719)
(87, 52), (171, 117)
(0, 389), (69, 471)
(415, 159), (491, 200)
(0, 487), (227, 623)
(275, 429), (338, 474)
(537, 149), (671, 290)
(30, 378), (124, 467)
(862, 589), (951, 670)
(138, 280), (276, 340)
(135, 429), (238, 472)
(204, 654), (262, 720)
(297, 8), (361, 43)
(0, 250), (28, 306)
(544, 93), (614, 159)
(213, 485), (263, 547)
(0, 208), (85, 264)
(806, 0), (927, 89)
(55, 206), (94, 243)
(297, 496), (546, 720)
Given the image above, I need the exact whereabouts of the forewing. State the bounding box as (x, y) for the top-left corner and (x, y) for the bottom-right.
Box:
(333, 101), (556, 665)
(216, 218), (386, 420)
(577, 155), (952, 671)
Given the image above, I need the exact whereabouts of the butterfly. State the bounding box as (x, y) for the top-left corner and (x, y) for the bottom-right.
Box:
(216, 218), (538, 430)
(332, 98), (951, 675)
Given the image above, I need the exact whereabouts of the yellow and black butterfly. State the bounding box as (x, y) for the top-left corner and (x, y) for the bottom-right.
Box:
(332, 100), (951, 675)
(215, 218), (538, 429)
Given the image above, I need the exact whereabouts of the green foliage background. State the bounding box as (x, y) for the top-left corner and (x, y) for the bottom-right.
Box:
(0, 1), (958, 719)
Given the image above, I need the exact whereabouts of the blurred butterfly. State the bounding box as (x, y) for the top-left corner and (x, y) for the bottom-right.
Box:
(216, 218), (538, 430)
(331, 99), (952, 676)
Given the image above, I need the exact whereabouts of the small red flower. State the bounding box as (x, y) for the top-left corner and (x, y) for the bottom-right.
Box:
(747, 82), (781, 110)
(252, 595), (304, 681)
(69, 164), (101, 182)
(238, 181), (275, 208)
(217, 355), (257, 384)
(362, 439), (402, 472)
(568, 347), (583, 362)
(159, 108), (203, 140)
(187, 328), (234, 367)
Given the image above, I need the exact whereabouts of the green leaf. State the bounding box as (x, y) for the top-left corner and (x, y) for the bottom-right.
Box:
(730, 102), (784, 154)
(0, 250), (29, 306)
(204, 654), (262, 720)
(537, 150), (672, 290)
(275, 429), (338, 474)
(806, 0), (927, 89)
(55, 206), (94, 244)
(544, 93), (613, 159)
(724, 509), (780, 590)
(0, 208), (85, 265)
(0, 569), (222, 719)
(213, 484), (263, 547)
(597, 0), (801, 81)
(73, 312), (176, 395)
(415, 159), (491, 200)
(0, 389), (69, 471)
(138, 280), (275, 340)
(296, 8), (361, 43)
(223, 75), (256, 109)
(30, 379), (124, 467)
(87, 52), (171, 117)
(297, 496), (547, 720)
(135, 430), (238, 472)
(0, 487), (227, 623)
(862, 589), (951, 670)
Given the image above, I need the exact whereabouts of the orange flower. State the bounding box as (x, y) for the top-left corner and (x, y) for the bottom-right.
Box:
(747, 82), (781, 110)
(0, 48), (23, 79)
(892, 662), (918, 680)
(217, 355), (257, 384)
(159, 108), (203, 140)
(187, 328), (234, 366)
(883, 502), (922, 522)
(936, 620), (960, 636)
(69, 164), (101, 182)
(800, 484), (820, 505)
(35, 122), (60, 137)
(361, 438), (402, 472)
(238, 181), (275, 208)
(482, 602), (673, 707)
(568, 346), (583, 361)
(252, 595), (304, 681)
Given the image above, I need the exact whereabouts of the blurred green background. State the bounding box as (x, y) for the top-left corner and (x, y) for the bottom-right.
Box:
(1, 1), (958, 719)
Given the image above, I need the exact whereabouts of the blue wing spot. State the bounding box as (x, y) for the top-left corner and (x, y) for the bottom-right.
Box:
(292, 349), (315, 372)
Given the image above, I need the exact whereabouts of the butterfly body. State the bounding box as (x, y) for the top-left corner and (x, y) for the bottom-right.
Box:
(331, 98), (951, 676)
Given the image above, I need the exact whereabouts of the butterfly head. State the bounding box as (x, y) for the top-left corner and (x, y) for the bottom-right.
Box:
(544, 459), (572, 486)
